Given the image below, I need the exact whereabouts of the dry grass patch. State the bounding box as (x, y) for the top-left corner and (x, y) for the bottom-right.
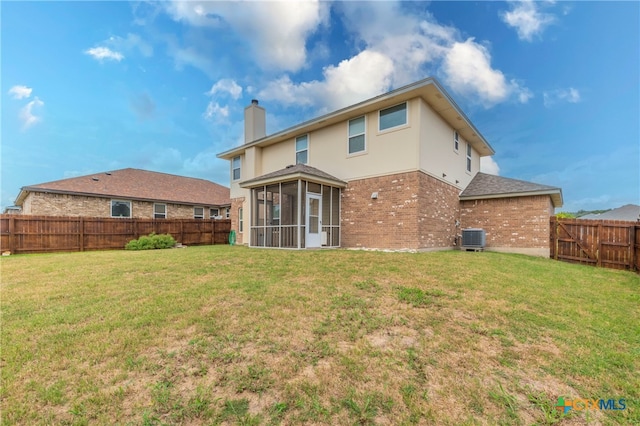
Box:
(1, 247), (638, 425)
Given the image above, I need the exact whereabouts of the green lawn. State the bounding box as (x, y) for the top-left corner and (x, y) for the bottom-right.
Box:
(1, 246), (638, 425)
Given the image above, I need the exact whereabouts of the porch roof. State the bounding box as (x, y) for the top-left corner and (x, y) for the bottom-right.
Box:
(240, 164), (347, 189)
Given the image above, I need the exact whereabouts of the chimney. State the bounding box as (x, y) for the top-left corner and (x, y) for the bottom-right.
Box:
(244, 99), (266, 144)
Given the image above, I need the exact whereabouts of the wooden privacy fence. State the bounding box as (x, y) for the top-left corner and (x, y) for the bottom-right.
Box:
(0, 215), (231, 254)
(550, 216), (640, 272)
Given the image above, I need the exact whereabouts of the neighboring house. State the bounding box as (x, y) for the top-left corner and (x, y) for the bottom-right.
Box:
(580, 204), (640, 221)
(14, 168), (231, 219)
(217, 77), (563, 256)
(3, 206), (21, 215)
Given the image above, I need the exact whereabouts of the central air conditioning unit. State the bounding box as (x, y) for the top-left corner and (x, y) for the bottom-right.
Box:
(462, 228), (486, 251)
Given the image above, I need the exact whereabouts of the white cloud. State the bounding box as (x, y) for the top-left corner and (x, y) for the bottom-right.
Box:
(161, 1), (530, 113)
(257, 2), (531, 112)
(163, 1), (328, 71)
(442, 39), (531, 106)
(480, 156), (500, 175)
(8, 85), (32, 100)
(207, 79), (242, 100)
(500, 1), (556, 41)
(107, 33), (153, 57)
(19, 97), (44, 130)
(259, 50), (395, 112)
(543, 87), (581, 107)
(203, 101), (229, 121)
(84, 46), (124, 62)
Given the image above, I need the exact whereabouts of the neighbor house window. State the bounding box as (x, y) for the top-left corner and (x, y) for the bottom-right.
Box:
(226, 207), (230, 218)
(232, 156), (241, 180)
(348, 116), (366, 154)
(466, 143), (472, 172)
(210, 208), (219, 218)
(296, 135), (308, 164)
(379, 102), (407, 131)
(154, 203), (167, 219)
(454, 131), (459, 152)
(111, 200), (131, 218)
(239, 208), (244, 232)
(194, 207), (204, 219)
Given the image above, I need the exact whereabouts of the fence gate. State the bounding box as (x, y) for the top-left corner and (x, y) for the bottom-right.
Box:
(550, 217), (639, 272)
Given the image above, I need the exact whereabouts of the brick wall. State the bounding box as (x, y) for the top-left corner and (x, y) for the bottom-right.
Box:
(22, 192), (224, 219)
(341, 171), (460, 250)
(460, 195), (553, 256)
(231, 197), (246, 245)
(417, 172), (460, 249)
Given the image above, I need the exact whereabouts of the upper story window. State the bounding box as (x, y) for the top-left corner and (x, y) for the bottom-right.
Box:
(194, 207), (204, 219)
(348, 116), (366, 154)
(296, 135), (308, 164)
(379, 102), (407, 131)
(210, 208), (219, 218)
(154, 203), (167, 219)
(232, 156), (241, 180)
(466, 143), (472, 172)
(111, 200), (131, 218)
(454, 131), (459, 152)
(226, 207), (230, 218)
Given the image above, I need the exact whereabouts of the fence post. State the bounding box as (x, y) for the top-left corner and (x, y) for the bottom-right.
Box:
(79, 217), (85, 251)
(550, 216), (558, 260)
(630, 224), (637, 272)
(596, 222), (602, 267)
(9, 216), (16, 254)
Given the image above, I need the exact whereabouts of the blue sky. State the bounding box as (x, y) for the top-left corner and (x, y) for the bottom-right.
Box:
(2, 1), (638, 212)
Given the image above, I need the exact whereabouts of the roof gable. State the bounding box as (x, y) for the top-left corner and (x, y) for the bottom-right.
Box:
(460, 172), (563, 207)
(218, 77), (495, 160)
(17, 168), (230, 206)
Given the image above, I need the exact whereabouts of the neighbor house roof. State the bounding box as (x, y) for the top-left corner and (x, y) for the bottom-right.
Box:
(240, 164), (347, 188)
(460, 172), (563, 207)
(581, 204), (640, 221)
(218, 77), (495, 160)
(15, 168), (230, 207)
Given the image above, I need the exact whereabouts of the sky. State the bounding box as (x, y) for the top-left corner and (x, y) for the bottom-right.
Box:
(2, 1), (638, 213)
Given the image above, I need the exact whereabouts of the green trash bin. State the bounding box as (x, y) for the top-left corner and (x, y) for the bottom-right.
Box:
(228, 230), (236, 246)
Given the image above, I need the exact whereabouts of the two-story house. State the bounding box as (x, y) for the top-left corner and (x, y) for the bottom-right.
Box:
(218, 77), (562, 255)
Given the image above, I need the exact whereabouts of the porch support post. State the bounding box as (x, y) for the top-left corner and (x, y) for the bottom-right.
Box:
(297, 179), (302, 249)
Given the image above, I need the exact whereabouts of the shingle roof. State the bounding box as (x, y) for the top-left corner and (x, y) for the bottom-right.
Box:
(240, 164), (347, 188)
(460, 172), (563, 207)
(581, 204), (640, 221)
(18, 168), (230, 206)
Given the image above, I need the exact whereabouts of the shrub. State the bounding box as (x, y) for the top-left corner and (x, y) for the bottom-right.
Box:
(555, 212), (576, 219)
(125, 233), (176, 250)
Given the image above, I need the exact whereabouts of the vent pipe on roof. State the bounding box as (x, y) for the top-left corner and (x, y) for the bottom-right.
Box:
(244, 99), (266, 144)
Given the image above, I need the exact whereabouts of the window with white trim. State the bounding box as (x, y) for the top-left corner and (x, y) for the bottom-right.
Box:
(232, 156), (241, 180)
(348, 116), (365, 154)
(239, 207), (244, 232)
(295, 135), (308, 164)
(379, 102), (407, 131)
(454, 131), (459, 152)
(194, 207), (204, 219)
(154, 203), (167, 219)
(226, 207), (230, 218)
(210, 208), (219, 218)
(111, 200), (131, 218)
(466, 143), (472, 172)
